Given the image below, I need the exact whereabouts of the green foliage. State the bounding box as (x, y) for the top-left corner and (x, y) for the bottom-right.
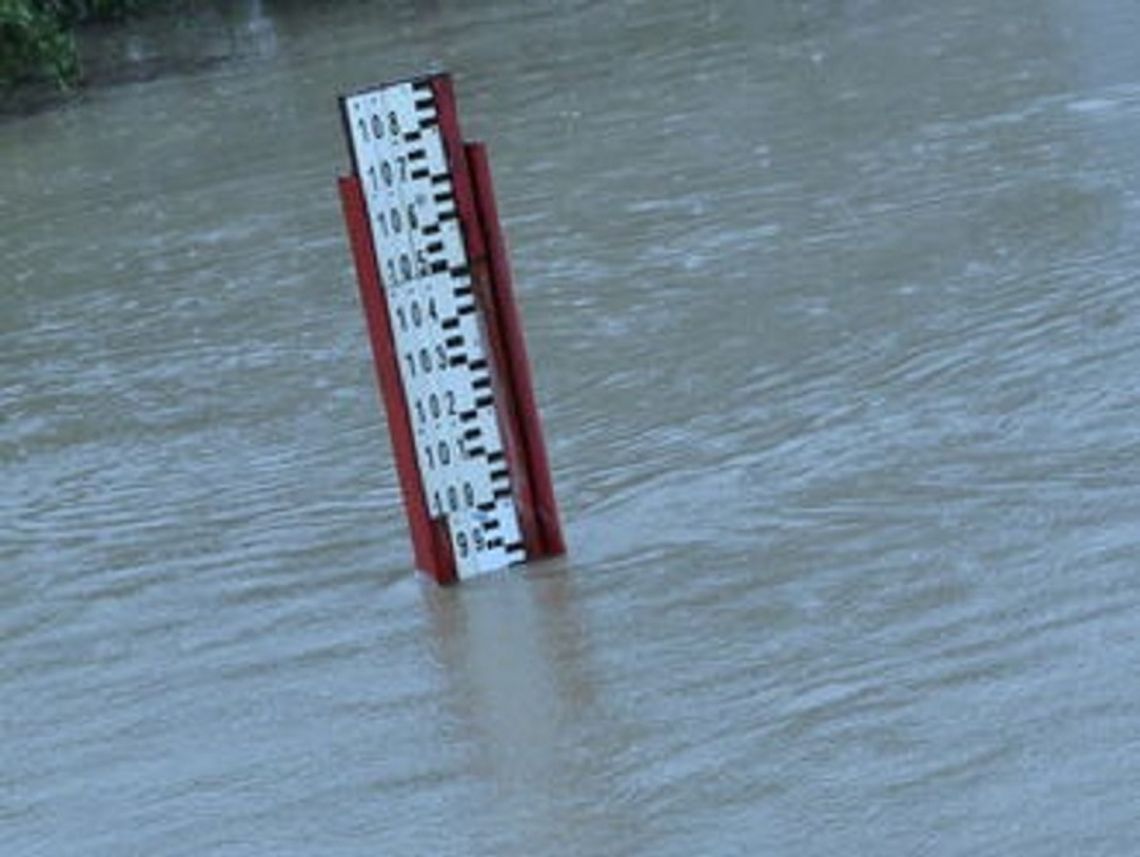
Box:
(0, 0), (151, 90)
(0, 1), (79, 88)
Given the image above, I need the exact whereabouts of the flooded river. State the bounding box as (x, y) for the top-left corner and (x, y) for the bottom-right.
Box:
(4, 0), (1140, 853)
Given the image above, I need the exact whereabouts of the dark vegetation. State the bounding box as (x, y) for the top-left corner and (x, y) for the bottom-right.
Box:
(1, 1), (150, 89)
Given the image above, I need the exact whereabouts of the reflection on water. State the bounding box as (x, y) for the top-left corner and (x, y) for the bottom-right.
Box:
(425, 571), (596, 793)
(3, 0), (1140, 854)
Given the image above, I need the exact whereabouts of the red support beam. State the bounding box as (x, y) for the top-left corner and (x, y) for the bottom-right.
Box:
(431, 76), (543, 559)
(465, 143), (566, 559)
(338, 175), (457, 585)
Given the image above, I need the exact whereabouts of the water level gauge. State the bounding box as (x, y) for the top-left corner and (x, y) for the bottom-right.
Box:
(337, 73), (565, 584)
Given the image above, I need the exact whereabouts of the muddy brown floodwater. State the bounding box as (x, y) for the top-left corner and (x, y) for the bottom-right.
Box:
(4, 1), (1140, 854)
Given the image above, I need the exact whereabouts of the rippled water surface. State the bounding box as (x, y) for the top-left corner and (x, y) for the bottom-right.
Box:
(4, 1), (1140, 854)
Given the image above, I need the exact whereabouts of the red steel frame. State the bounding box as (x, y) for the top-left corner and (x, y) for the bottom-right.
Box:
(338, 175), (458, 584)
(338, 74), (565, 584)
(465, 142), (566, 559)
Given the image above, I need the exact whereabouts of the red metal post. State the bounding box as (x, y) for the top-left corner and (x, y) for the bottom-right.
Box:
(465, 143), (566, 559)
(338, 175), (457, 585)
(431, 76), (544, 558)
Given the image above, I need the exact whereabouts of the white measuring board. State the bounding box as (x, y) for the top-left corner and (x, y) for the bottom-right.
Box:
(341, 80), (525, 577)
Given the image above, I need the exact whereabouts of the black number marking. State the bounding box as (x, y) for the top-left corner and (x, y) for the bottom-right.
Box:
(390, 208), (402, 233)
(388, 111), (399, 136)
(381, 160), (393, 187)
(371, 113), (384, 139)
